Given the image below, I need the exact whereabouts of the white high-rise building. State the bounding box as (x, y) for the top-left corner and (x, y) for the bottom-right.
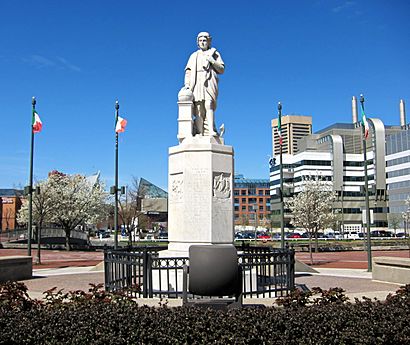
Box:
(270, 99), (409, 233)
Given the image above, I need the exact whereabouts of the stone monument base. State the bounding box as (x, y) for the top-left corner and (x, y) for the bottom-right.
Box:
(166, 135), (234, 258)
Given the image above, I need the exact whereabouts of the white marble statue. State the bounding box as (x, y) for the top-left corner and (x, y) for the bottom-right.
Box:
(183, 32), (225, 136)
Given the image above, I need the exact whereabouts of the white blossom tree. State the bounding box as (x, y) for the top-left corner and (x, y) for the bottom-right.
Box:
(286, 176), (336, 264)
(49, 173), (107, 250)
(19, 172), (108, 251)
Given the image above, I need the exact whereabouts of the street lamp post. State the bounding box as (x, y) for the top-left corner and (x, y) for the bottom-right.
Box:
(253, 205), (258, 242)
(26, 97), (36, 256)
(111, 101), (127, 249)
(278, 102), (285, 249)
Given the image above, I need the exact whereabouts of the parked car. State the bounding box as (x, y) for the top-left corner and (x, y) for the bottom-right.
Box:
(346, 231), (360, 240)
(96, 229), (110, 238)
(257, 233), (271, 241)
(157, 231), (168, 239)
(271, 233), (282, 240)
(371, 230), (392, 238)
(287, 233), (302, 239)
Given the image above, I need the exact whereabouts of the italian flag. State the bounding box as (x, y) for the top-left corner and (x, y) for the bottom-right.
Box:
(115, 115), (127, 133)
(32, 110), (42, 133)
(360, 103), (369, 139)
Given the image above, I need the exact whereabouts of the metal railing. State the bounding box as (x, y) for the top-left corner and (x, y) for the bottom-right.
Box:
(0, 227), (88, 243)
(104, 245), (295, 299)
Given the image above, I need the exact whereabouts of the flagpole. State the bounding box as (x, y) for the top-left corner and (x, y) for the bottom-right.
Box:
(360, 94), (372, 272)
(27, 97), (36, 256)
(278, 102), (285, 249)
(114, 100), (119, 250)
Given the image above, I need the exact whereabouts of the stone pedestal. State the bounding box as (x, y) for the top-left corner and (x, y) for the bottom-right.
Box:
(164, 135), (234, 257)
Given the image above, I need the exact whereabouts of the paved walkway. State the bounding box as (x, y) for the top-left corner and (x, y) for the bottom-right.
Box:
(0, 248), (103, 268)
(20, 264), (402, 305)
(1, 247), (406, 304)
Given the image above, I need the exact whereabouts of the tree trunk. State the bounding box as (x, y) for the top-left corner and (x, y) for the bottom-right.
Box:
(35, 223), (42, 265)
(308, 233), (313, 265)
(128, 226), (132, 246)
(65, 228), (71, 251)
(315, 232), (319, 253)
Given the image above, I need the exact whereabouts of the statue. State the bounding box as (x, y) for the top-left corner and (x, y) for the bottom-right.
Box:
(183, 32), (225, 136)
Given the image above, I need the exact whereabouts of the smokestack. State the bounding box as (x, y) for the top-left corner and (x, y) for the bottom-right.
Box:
(400, 99), (406, 128)
(352, 96), (358, 124)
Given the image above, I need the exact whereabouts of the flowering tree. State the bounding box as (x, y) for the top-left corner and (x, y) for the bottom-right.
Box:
(19, 172), (107, 251)
(49, 173), (107, 250)
(286, 176), (336, 264)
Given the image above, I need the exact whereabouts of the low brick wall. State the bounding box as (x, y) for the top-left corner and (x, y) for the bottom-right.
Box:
(0, 256), (32, 283)
(372, 256), (410, 285)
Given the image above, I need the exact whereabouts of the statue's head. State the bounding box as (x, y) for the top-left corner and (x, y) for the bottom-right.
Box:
(197, 32), (211, 51)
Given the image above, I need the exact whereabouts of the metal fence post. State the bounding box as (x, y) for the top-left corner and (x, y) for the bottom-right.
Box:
(287, 247), (295, 290)
(147, 254), (153, 298)
(104, 250), (109, 291)
(142, 250), (148, 298)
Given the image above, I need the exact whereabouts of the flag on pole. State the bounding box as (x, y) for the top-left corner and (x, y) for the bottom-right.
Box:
(115, 115), (127, 133)
(360, 103), (369, 139)
(32, 110), (42, 133)
(277, 113), (282, 146)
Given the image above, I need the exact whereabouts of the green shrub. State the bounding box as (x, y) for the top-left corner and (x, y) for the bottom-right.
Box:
(0, 282), (409, 344)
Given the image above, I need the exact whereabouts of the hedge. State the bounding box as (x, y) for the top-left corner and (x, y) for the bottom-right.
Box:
(1, 282), (409, 344)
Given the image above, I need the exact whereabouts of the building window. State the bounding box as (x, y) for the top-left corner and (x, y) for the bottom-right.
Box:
(242, 198), (246, 203)
(241, 206), (246, 210)
(241, 190), (246, 195)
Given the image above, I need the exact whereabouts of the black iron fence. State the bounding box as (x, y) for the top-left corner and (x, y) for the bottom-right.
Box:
(104, 245), (295, 299)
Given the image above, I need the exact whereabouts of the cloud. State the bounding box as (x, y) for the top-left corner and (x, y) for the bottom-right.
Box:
(332, 1), (356, 13)
(23, 54), (55, 68)
(22, 54), (81, 72)
(56, 56), (81, 72)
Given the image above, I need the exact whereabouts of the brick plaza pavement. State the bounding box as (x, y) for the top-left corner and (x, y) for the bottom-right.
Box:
(1, 247), (407, 302)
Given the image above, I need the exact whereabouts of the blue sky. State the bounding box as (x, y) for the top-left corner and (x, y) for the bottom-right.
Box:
(1, 0), (409, 191)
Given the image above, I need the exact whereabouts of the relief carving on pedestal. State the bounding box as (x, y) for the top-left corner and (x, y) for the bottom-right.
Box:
(170, 174), (183, 202)
(213, 173), (231, 199)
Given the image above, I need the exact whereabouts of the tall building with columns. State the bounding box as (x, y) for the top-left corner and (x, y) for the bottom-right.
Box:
(270, 98), (408, 233)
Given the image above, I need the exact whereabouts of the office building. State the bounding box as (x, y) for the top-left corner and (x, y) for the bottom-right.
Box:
(270, 98), (408, 232)
(0, 189), (24, 231)
(271, 115), (312, 155)
(234, 174), (271, 227)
